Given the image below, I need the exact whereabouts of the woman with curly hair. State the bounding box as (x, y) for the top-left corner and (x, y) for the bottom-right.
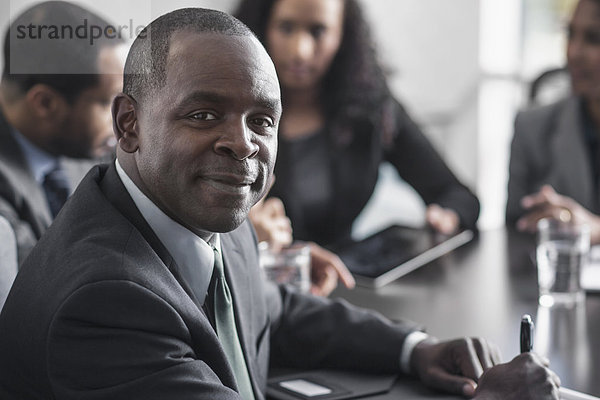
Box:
(236, 0), (480, 248)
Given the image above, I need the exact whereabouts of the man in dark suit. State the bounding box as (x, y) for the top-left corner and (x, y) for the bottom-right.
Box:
(0, 1), (124, 265)
(0, 7), (560, 400)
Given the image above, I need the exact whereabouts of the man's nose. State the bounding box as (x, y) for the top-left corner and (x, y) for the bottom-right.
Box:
(214, 120), (260, 160)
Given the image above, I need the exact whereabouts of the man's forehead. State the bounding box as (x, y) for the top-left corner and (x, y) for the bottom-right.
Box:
(167, 30), (263, 65)
(163, 30), (280, 99)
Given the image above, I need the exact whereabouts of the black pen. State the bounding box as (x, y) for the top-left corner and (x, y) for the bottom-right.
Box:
(520, 314), (534, 353)
(519, 315), (599, 399)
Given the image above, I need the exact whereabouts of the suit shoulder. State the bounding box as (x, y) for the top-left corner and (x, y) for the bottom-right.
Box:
(0, 157), (25, 202)
(515, 97), (574, 130)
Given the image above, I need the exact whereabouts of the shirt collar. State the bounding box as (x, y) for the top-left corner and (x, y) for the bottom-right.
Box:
(115, 159), (218, 304)
(10, 127), (59, 183)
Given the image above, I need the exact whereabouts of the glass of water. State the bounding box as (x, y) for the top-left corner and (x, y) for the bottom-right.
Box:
(258, 242), (311, 293)
(536, 218), (590, 307)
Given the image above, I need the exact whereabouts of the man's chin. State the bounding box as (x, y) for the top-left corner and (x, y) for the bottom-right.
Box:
(191, 208), (251, 234)
(216, 209), (251, 233)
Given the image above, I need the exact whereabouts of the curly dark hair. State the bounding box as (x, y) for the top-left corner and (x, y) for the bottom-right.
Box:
(234, 0), (391, 125)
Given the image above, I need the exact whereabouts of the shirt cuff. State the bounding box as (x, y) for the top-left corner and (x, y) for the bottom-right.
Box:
(399, 331), (429, 374)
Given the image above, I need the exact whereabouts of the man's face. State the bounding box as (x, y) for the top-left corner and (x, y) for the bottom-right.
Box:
(132, 32), (281, 234)
(54, 46), (123, 159)
(567, 0), (600, 100)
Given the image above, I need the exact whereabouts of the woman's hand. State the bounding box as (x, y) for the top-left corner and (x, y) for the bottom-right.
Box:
(517, 185), (600, 244)
(426, 204), (460, 235)
(308, 242), (355, 296)
(248, 197), (293, 252)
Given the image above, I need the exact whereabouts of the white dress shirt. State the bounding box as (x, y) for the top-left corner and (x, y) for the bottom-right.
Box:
(400, 331), (430, 374)
(115, 160), (217, 304)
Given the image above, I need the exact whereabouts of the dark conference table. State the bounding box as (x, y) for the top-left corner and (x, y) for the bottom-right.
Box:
(331, 227), (600, 398)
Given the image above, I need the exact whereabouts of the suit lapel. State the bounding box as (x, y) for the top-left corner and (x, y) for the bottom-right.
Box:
(549, 97), (596, 210)
(99, 164), (209, 313)
(0, 111), (52, 230)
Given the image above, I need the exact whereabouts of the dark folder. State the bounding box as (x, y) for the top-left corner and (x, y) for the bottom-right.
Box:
(267, 369), (397, 400)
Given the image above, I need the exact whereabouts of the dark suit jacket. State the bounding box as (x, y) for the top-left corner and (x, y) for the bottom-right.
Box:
(271, 99), (480, 246)
(0, 110), (95, 264)
(506, 96), (597, 224)
(0, 163), (416, 399)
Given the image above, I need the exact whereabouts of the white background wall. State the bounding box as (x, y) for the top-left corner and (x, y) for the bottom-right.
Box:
(354, 0), (481, 236)
(0, 0), (573, 235)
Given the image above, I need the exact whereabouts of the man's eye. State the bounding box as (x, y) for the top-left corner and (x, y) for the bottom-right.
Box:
(251, 117), (274, 128)
(585, 31), (600, 45)
(189, 111), (217, 121)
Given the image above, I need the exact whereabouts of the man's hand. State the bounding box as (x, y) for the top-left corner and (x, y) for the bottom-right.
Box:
(410, 337), (501, 397)
(517, 185), (600, 243)
(426, 204), (460, 235)
(248, 197), (293, 252)
(474, 353), (560, 400)
(308, 243), (355, 296)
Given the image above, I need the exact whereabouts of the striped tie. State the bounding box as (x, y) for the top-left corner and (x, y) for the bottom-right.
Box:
(212, 247), (255, 400)
(42, 165), (70, 218)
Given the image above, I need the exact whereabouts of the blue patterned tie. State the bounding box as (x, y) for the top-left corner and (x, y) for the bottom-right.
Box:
(42, 165), (70, 218)
(212, 247), (255, 400)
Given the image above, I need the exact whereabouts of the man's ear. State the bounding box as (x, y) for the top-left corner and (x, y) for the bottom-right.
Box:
(26, 84), (67, 120)
(112, 93), (139, 153)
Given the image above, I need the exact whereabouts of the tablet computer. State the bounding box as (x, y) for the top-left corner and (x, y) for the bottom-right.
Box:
(334, 225), (474, 288)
